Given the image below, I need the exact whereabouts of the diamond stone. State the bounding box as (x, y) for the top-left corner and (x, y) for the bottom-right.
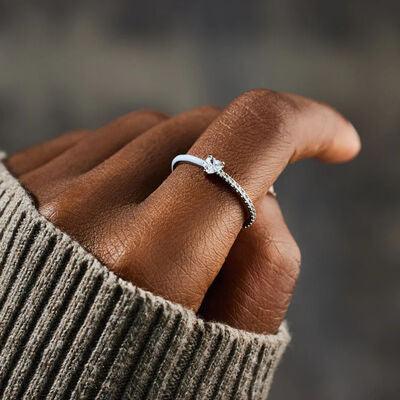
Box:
(203, 155), (225, 174)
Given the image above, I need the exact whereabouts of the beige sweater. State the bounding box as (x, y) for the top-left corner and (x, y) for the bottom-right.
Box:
(0, 158), (289, 399)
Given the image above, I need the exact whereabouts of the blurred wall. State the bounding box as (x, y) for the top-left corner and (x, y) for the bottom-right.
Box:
(0, 1), (399, 398)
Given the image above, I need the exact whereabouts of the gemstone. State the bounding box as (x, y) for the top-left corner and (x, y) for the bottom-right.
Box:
(203, 155), (225, 174)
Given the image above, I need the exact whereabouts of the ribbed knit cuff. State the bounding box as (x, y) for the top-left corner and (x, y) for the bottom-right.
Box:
(0, 161), (289, 400)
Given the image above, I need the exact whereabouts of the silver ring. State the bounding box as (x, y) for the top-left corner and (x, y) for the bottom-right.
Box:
(171, 154), (257, 229)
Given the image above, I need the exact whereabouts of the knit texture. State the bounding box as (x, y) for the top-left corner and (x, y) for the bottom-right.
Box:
(0, 160), (289, 399)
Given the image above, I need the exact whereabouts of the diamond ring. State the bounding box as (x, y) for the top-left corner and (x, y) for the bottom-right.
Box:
(171, 154), (258, 229)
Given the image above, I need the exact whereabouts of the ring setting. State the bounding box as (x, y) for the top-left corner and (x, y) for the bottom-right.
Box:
(203, 155), (225, 174)
(171, 154), (257, 229)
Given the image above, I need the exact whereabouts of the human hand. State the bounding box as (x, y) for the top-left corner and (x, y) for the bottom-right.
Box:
(5, 89), (360, 334)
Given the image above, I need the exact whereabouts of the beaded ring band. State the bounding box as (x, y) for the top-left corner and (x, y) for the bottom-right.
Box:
(171, 154), (263, 229)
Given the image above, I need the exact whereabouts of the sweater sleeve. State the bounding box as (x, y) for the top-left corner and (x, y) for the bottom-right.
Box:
(0, 160), (290, 400)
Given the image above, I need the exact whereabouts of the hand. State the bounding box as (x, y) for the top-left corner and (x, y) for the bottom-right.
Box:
(5, 89), (360, 334)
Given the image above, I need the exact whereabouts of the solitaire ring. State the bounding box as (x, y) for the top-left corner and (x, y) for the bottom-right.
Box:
(171, 154), (262, 229)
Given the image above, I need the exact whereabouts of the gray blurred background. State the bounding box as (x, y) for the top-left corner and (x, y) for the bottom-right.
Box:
(0, 1), (399, 399)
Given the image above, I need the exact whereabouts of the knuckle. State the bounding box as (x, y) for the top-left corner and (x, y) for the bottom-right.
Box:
(230, 89), (298, 141)
(39, 194), (83, 231)
(240, 88), (274, 102)
(263, 234), (301, 282)
(284, 240), (302, 280)
(194, 105), (222, 115)
(238, 88), (295, 115)
(60, 129), (92, 141)
(113, 109), (168, 128)
(39, 199), (69, 226)
(135, 109), (169, 122)
(69, 128), (93, 137)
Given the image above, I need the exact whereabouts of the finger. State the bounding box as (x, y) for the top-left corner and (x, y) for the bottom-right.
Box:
(132, 89), (360, 309)
(5, 130), (91, 177)
(199, 195), (300, 334)
(79, 106), (221, 204)
(22, 110), (168, 205)
(37, 107), (221, 272)
(281, 92), (361, 163)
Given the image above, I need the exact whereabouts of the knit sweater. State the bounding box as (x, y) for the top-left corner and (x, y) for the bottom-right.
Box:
(0, 156), (289, 400)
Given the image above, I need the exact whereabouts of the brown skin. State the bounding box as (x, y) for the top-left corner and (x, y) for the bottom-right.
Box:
(6, 89), (360, 334)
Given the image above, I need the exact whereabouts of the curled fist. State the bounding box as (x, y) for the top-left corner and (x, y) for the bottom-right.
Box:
(6, 89), (360, 334)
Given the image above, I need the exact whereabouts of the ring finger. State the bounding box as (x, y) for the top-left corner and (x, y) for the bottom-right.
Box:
(129, 89), (360, 309)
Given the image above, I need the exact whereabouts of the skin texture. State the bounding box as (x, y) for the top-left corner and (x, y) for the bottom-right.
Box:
(6, 89), (360, 334)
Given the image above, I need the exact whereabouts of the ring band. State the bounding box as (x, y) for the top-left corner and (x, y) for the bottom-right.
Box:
(171, 154), (257, 228)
